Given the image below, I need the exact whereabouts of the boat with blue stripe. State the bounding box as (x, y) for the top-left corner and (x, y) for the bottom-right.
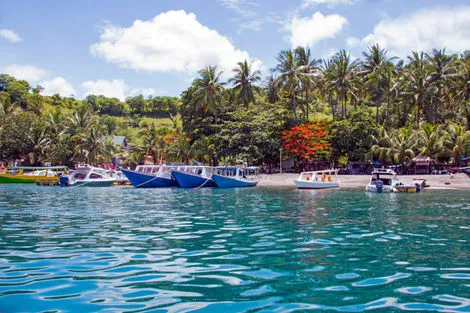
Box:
(121, 165), (177, 188)
(171, 166), (214, 188)
(212, 166), (260, 188)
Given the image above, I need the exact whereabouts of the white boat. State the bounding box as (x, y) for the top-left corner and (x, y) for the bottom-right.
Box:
(294, 170), (339, 189)
(59, 164), (116, 187)
(366, 168), (420, 193)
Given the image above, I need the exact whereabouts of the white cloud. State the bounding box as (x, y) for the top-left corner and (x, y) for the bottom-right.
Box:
(81, 79), (158, 101)
(90, 10), (260, 75)
(216, 0), (256, 17)
(41, 77), (76, 97)
(302, 0), (358, 8)
(0, 29), (22, 43)
(359, 6), (470, 57)
(1, 64), (49, 82)
(81, 79), (129, 101)
(284, 12), (348, 47)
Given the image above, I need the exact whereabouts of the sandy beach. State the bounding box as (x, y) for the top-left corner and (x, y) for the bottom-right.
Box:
(258, 173), (470, 190)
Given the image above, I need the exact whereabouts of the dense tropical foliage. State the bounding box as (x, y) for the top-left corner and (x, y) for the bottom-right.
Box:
(1, 45), (470, 172)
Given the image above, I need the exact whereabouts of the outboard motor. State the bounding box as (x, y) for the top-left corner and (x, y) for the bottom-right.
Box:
(415, 183), (421, 192)
(376, 180), (383, 193)
(59, 176), (70, 187)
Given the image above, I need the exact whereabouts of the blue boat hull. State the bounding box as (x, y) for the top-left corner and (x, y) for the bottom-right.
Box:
(172, 171), (214, 188)
(121, 169), (176, 188)
(212, 174), (258, 188)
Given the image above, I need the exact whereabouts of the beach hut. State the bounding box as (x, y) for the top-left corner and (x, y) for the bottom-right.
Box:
(412, 155), (434, 174)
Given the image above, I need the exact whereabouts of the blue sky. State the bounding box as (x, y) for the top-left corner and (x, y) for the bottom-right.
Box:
(0, 0), (469, 100)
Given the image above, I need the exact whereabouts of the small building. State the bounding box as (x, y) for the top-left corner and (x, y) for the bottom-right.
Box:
(412, 155), (434, 174)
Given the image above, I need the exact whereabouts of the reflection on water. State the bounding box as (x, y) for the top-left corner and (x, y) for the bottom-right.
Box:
(0, 185), (469, 312)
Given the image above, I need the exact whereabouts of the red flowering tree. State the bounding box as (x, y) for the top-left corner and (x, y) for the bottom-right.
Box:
(281, 120), (332, 159)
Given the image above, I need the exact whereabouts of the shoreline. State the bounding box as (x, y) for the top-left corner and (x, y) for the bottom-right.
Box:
(257, 173), (470, 190)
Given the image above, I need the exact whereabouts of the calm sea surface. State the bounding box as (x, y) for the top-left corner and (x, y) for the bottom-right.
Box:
(0, 185), (469, 312)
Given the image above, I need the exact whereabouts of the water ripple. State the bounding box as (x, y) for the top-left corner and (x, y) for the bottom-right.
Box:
(0, 186), (468, 312)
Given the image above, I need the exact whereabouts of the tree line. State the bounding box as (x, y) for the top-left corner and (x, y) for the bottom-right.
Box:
(0, 44), (469, 171)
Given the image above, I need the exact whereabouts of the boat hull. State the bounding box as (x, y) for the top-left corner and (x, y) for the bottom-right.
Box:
(366, 185), (394, 193)
(212, 174), (258, 188)
(172, 171), (214, 188)
(73, 180), (116, 187)
(121, 169), (176, 188)
(295, 180), (339, 189)
(0, 174), (58, 183)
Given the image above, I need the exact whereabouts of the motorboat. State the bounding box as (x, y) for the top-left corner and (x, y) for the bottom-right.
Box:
(171, 166), (214, 188)
(294, 170), (339, 189)
(212, 166), (259, 188)
(0, 166), (68, 183)
(121, 165), (177, 188)
(366, 168), (420, 193)
(59, 164), (115, 187)
(109, 170), (131, 185)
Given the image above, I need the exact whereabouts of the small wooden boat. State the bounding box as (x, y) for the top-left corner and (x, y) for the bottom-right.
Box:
(121, 165), (177, 188)
(0, 166), (68, 183)
(59, 165), (115, 187)
(294, 170), (339, 189)
(366, 168), (420, 193)
(212, 166), (259, 188)
(172, 166), (214, 188)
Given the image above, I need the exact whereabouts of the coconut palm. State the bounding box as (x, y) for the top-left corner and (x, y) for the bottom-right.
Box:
(444, 122), (470, 165)
(362, 44), (396, 122)
(370, 126), (393, 162)
(387, 127), (416, 174)
(193, 66), (225, 113)
(276, 49), (302, 119)
(166, 132), (192, 163)
(189, 135), (215, 165)
(417, 123), (443, 158)
(139, 123), (167, 164)
(426, 49), (458, 122)
(327, 49), (359, 118)
(265, 75), (281, 104)
(229, 60), (262, 109)
(295, 46), (321, 120)
(404, 51), (436, 126)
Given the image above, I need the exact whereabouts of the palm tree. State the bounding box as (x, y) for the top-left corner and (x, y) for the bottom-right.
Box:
(276, 49), (302, 119)
(445, 122), (470, 165)
(189, 135), (215, 165)
(77, 122), (109, 164)
(193, 66), (225, 113)
(404, 51), (435, 126)
(370, 126), (393, 163)
(295, 46), (321, 120)
(387, 127), (416, 174)
(426, 49), (458, 122)
(229, 60), (261, 109)
(166, 132), (192, 163)
(327, 49), (359, 118)
(417, 123), (443, 158)
(139, 123), (167, 164)
(362, 44), (396, 122)
(265, 75), (281, 104)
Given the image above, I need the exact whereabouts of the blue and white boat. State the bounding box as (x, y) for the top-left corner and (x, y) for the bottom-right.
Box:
(171, 166), (214, 188)
(121, 165), (177, 188)
(59, 164), (115, 187)
(212, 166), (260, 188)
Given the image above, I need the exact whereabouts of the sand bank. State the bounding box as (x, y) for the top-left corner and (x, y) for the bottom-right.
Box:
(258, 173), (470, 190)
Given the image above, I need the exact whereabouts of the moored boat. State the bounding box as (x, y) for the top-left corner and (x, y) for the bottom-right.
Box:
(366, 168), (420, 193)
(0, 166), (68, 184)
(294, 170), (339, 189)
(59, 164), (115, 187)
(172, 166), (214, 188)
(212, 166), (260, 188)
(121, 165), (177, 188)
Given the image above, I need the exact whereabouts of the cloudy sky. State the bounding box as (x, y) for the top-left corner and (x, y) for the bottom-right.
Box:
(0, 0), (468, 100)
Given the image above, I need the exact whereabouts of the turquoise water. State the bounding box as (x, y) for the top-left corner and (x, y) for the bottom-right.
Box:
(0, 185), (469, 313)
